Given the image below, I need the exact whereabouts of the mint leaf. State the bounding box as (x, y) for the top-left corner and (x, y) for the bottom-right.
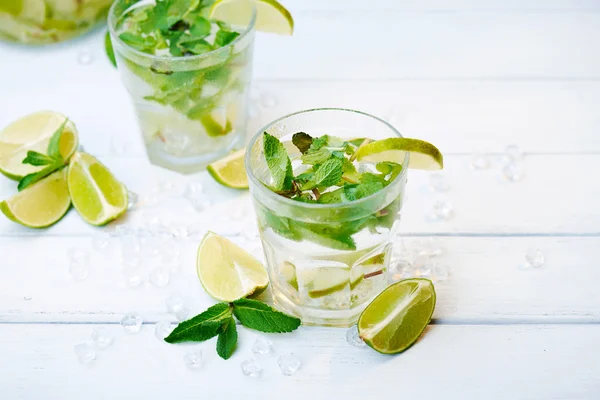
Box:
(263, 132), (293, 191)
(301, 158), (343, 190)
(214, 30), (240, 47)
(291, 223), (356, 250)
(179, 38), (213, 55)
(292, 132), (313, 154)
(232, 298), (301, 333)
(105, 31), (116, 67)
(189, 16), (211, 38)
(18, 164), (63, 191)
(47, 117), (68, 159)
(376, 161), (403, 184)
(317, 187), (344, 204)
(119, 32), (157, 53)
(300, 135), (347, 166)
(216, 317), (237, 360)
(165, 303), (232, 343)
(22, 151), (55, 166)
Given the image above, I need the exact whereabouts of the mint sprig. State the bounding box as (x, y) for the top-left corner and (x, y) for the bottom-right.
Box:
(165, 298), (300, 360)
(263, 132), (294, 191)
(17, 117), (69, 191)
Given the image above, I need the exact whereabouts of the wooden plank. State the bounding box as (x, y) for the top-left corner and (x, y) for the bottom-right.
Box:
(1, 323), (599, 399)
(3, 80), (600, 156)
(1, 236), (598, 323)
(0, 155), (598, 237)
(2, 11), (600, 84)
(283, 0), (600, 12)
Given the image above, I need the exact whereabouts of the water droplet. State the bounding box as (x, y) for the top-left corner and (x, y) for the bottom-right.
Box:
(522, 248), (545, 268)
(260, 91), (277, 108)
(154, 320), (175, 340)
(91, 233), (109, 251)
(74, 343), (96, 363)
(149, 267), (170, 288)
(469, 154), (489, 170)
(91, 328), (114, 349)
(428, 200), (453, 221)
(240, 359), (261, 377)
(183, 350), (203, 370)
(190, 198), (212, 213)
(127, 191), (139, 210)
(125, 274), (143, 288)
(346, 326), (366, 347)
(504, 144), (523, 162)
(76, 48), (94, 65)
(432, 263), (451, 281)
(502, 162), (523, 182)
(277, 353), (301, 376)
(121, 313), (143, 333)
(252, 338), (273, 355)
(429, 173), (450, 192)
(69, 260), (89, 281)
(23, 295), (32, 301)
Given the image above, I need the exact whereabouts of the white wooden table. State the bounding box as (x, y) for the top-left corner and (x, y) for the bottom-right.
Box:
(2, 1), (600, 398)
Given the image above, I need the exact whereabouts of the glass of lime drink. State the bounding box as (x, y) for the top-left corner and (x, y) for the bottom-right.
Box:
(245, 108), (409, 327)
(108, 0), (256, 173)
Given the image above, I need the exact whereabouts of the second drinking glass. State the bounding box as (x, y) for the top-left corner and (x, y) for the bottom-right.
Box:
(108, 0), (256, 173)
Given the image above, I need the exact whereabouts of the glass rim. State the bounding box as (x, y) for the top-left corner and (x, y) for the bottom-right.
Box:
(107, 0), (257, 62)
(245, 107), (409, 211)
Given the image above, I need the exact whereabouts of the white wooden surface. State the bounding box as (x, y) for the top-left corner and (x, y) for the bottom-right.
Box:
(1, 1), (599, 398)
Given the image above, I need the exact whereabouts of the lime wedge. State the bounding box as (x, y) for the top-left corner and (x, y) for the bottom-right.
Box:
(67, 152), (128, 226)
(358, 278), (436, 354)
(299, 267), (350, 299)
(0, 168), (70, 228)
(197, 232), (269, 302)
(209, 0), (294, 35)
(207, 149), (248, 189)
(354, 138), (443, 170)
(0, 111), (78, 180)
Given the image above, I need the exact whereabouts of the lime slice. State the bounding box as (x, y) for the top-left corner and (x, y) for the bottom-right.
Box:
(354, 138), (443, 170)
(358, 278), (436, 354)
(207, 149), (248, 189)
(209, 0), (294, 35)
(0, 168), (70, 228)
(67, 152), (128, 226)
(197, 232), (269, 302)
(0, 111), (79, 180)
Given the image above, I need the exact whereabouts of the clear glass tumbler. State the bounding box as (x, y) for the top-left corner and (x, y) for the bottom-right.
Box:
(108, 0), (256, 173)
(246, 108), (409, 327)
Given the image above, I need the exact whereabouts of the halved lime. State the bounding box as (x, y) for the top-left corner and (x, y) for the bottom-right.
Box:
(209, 0), (294, 35)
(358, 278), (436, 354)
(0, 168), (70, 228)
(354, 138), (443, 170)
(67, 152), (128, 226)
(0, 111), (78, 180)
(197, 232), (269, 302)
(207, 149), (248, 189)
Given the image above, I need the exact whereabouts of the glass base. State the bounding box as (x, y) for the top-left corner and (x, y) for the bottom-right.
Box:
(272, 289), (374, 328)
(146, 150), (222, 174)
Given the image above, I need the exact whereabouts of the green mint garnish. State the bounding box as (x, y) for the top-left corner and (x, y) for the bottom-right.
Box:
(165, 302), (232, 343)
(291, 131), (313, 154)
(300, 157), (344, 190)
(17, 118), (69, 191)
(263, 132), (294, 191)
(105, 31), (117, 67)
(165, 299), (300, 360)
(232, 298), (302, 333)
(258, 133), (404, 251)
(216, 317), (238, 360)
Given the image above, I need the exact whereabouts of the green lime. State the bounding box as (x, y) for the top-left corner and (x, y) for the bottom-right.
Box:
(0, 168), (70, 228)
(358, 278), (436, 354)
(209, 0), (294, 35)
(0, 111), (78, 180)
(67, 152), (128, 226)
(354, 138), (443, 170)
(207, 149), (248, 189)
(197, 232), (269, 302)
